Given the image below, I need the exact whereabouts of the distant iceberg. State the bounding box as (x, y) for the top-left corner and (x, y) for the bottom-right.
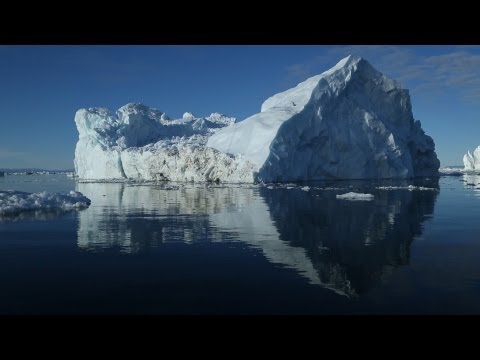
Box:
(464, 146), (480, 171)
(74, 55), (440, 183)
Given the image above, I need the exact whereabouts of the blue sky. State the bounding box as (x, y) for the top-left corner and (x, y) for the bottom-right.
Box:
(0, 45), (479, 169)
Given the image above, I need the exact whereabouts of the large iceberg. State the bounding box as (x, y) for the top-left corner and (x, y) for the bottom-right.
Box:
(463, 146), (480, 171)
(74, 55), (439, 183)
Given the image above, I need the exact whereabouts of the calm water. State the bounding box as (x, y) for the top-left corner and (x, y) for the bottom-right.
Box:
(1, 173), (480, 314)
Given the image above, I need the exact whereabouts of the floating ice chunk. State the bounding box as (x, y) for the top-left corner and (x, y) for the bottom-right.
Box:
(439, 167), (465, 176)
(0, 190), (91, 218)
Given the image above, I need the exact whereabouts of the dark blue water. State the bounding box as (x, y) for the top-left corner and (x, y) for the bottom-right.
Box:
(1, 173), (480, 314)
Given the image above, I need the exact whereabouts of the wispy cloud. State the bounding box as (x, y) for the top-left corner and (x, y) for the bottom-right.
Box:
(285, 63), (314, 83)
(282, 46), (480, 101)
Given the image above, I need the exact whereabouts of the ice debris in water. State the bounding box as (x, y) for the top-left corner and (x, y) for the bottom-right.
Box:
(0, 190), (91, 216)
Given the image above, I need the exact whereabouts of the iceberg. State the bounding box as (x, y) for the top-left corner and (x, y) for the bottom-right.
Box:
(463, 146), (480, 171)
(74, 55), (439, 183)
(0, 190), (91, 220)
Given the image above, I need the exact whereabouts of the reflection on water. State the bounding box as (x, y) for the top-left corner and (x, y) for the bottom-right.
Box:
(0, 209), (75, 222)
(76, 180), (438, 297)
(260, 183), (438, 296)
(463, 174), (480, 196)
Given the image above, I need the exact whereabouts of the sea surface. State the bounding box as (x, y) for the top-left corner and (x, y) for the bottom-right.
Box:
(1, 173), (480, 314)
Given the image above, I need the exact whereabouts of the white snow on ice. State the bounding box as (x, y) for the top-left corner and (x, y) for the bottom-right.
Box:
(336, 192), (375, 201)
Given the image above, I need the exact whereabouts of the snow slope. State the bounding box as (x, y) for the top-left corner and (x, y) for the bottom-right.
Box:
(208, 55), (439, 181)
(464, 146), (480, 171)
(74, 55), (439, 182)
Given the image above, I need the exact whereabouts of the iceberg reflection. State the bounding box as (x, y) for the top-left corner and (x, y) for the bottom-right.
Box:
(463, 174), (480, 196)
(76, 180), (438, 296)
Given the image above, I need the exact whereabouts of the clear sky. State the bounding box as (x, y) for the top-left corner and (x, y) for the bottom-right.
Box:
(1, 45), (479, 169)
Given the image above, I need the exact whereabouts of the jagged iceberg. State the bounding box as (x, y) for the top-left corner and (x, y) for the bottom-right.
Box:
(74, 104), (255, 182)
(463, 146), (480, 171)
(74, 55), (439, 183)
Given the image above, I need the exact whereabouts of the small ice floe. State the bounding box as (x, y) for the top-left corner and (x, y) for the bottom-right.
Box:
(301, 186), (310, 191)
(336, 192), (374, 201)
(439, 167), (465, 176)
(0, 190), (91, 219)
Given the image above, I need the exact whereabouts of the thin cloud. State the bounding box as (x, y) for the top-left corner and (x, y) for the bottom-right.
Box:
(282, 46), (480, 101)
(0, 149), (27, 159)
(285, 63), (314, 82)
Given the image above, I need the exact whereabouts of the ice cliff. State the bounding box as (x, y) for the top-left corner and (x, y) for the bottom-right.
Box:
(463, 146), (480, 171)
(74, 55), (439, 182)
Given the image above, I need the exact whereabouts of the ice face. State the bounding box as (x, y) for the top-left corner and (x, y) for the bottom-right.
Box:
(74, 55), (440, 183)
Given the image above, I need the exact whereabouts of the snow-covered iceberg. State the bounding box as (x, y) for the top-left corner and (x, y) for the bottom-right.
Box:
(463, 146), (480, 171)
(74, 55), (439, 183)
(0, 190), (91, 220)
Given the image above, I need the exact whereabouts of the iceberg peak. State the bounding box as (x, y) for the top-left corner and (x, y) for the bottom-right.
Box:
(259, 54), (399, 114)
(332, 54), (363, 68)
